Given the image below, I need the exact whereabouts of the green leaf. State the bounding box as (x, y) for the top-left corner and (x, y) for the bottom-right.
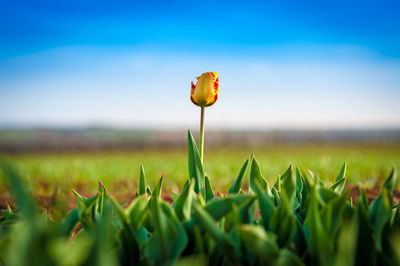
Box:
(110, 197), (129, 225)
(96, 183), (107, 215)
(146, 185), (152, 195)
(253, 181), (275, 230)
(0, 161), (36, 219)
(126, 195), (149, 231)
(393, 201), (400, 228)
(139, 165), (146, 195)
(334, 163), (347, 194)
(192, 203), (238, 264)
(276, 249), (304, 266)
(172, 255), (208, 266)
(204, 195), (255, 221)
(187, 130), (206, 198)
(355, 201), (377, 265)
(334, 214), (358, 266)
(308, 169), (324, 187)
(57, 208), (79, 237)
(281, 165), (296, 207)
(173, 182), (194, 221)
(229, 159), (249, 194)
(205, 175), (214, 201)
(249, 154), (272, 198)
(295, 167), (304, 199)
(161, 203), (189, 259)
(146, 190), (169, 263)
(320, 191), (349, 238)
(229, 204), (242, 257)
(48, 238), (95, 266)
(369, 188), (392, 251)
(280, 164), (292, 183)
(273, 175), (281, 192)
(319, 187), (340, 204)
(272, 187), (281, 206)
(172, 191), (179, 201)
(330, 178), (346, 194)
(153, 176), (164, 199)
(110, 197), (141, 265)
(304, 186), (334, 265)
(359, 187), (369, 209)
(270, 192), (297, 247)
(239, 225), (279, 264)
(383, 167), (397, 192)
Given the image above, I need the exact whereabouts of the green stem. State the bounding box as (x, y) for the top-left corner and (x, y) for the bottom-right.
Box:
(199, 106), (205, 164)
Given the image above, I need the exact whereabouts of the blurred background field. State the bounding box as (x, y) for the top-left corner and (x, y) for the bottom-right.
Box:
(6, 143), (399, 189)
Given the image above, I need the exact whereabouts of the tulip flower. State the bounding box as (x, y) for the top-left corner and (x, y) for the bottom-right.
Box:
(190, 72), (219, 164)
(190, 72), (219, 107)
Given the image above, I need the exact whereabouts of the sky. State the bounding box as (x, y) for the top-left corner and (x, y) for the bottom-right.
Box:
(0, 0), (399, 129)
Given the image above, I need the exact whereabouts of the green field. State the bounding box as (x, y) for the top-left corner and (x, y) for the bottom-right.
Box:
(2, 143), (399, 197)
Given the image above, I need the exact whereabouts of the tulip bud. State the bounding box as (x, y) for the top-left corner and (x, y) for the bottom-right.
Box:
(190, 72), (219, 107)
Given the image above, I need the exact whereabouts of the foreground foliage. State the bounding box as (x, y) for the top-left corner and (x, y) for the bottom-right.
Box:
(0, 131), (399, 266)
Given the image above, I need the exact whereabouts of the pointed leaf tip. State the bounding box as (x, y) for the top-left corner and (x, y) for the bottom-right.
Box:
(139, 165), (146, 195)
(229, 158), (249, 194)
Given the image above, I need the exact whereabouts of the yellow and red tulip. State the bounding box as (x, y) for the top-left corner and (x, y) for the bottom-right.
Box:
(190, 72), (219, 107)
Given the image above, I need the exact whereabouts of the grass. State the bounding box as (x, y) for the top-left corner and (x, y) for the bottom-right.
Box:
(2, 142), (399, 197)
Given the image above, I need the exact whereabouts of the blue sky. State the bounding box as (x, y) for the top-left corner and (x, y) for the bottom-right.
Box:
(1, 0), (399, 129)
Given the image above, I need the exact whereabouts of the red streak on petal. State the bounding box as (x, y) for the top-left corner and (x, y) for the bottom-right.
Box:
(214, 93), (218, 103)
(191, 82), (196, 94)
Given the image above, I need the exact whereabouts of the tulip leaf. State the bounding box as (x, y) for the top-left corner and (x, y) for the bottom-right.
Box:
(330, 177), (346, 194)
(173, 181), (194, 221)
(274, 175), (281, 192)
(295, 167), (304, 199)
(249, 154), (272, 198)
(229, 159), (249, 194)
(253, 181), (275, 230)
(270, 192), (297, 247)
(382, 167), (397, 192)
(205, 175), (214, 201)
(369, 188), (392, 251)
(187, 130), (206, 199)
(153, 176), (164, 199)
(281, 165), (296, 207)
(0, 161), (36, 219)
(56, 209), (79, 237)
(334, 163), (347, 194)
(110, 197), (141, 265)
(139, 165), (146, 196)
(146, 185), (152, 195)
(192, 202), (238, 264)
(355, 201), (377, 265)
(126, 195), (149, 231)
(359, 187), (369, 209)
(204, 195), (254, 221)
(239, 225), (279, 264)
(334, 214), (358, 266)
(146, 191), (169, 263)
(276, 249), (304, 266)
(304, 186), (334, 265)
